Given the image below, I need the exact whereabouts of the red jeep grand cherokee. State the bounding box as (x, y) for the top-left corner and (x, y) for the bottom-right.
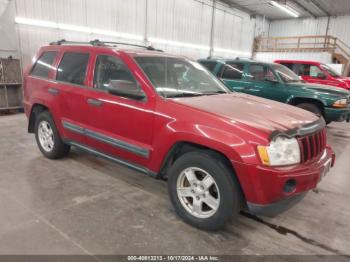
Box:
(23, 40), (335, 231)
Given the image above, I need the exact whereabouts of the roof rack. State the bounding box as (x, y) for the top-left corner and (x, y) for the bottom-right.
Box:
(49, 39), (163, 52)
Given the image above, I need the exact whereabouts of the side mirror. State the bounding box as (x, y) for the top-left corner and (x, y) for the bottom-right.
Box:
(107, 80), (146, 100)
(317, 73), (327, 79)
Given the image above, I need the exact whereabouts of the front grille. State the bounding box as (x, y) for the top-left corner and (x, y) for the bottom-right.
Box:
(297, 128), (327, 163)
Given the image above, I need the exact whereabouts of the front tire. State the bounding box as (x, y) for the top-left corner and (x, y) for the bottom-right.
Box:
(167, 151), (240, 231)
(296, 103), (322, 117)
(34, 111), (70, 159)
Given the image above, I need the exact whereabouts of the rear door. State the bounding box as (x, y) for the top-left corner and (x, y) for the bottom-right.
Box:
(218, 62), (252, 92)
(51, 49), (92, 145)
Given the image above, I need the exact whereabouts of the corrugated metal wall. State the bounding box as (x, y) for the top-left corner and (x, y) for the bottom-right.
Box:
(269, 17), (329, 37)
(0, 0), (19, 58)
(15, 0), (266, 67)
(260, 15), (350, 63)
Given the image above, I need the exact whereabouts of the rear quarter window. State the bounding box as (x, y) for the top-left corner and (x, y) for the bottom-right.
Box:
(199, 61), (217, 72)
(31, 51), (58, 78)
(57, 52), (90, 85)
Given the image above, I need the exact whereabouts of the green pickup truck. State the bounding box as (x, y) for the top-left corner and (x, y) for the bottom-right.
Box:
(198, 58), (350, 124)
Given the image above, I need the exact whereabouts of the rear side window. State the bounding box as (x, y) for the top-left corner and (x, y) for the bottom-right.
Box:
(200, 61), (217, 72)
(280, 63), (294, 71)
(298, 64), (323, 78)
(31, 51), (57, 78)
(57, 52), (89, 85)
(221, 63), (244, 80)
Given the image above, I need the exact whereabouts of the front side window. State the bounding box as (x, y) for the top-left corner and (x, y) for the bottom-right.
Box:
(93, 55), (137, 91)
(134, 56), (229, 98)
(221, 63), (244, 80)
(321, 64), (340, 77)
(31, 51), (58, 78)
(273, 64), (300, 83)
(248, 64), (277, 82)
(57, 52), (89, 85)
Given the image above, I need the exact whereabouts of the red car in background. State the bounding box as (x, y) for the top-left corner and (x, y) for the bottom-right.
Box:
(275, 60), (350, 90)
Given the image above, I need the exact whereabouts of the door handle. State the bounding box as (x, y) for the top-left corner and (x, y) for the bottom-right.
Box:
(87, 98), (103, 107)
(48, 88), (59, 95)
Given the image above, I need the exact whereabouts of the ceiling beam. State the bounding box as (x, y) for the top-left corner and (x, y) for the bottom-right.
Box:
(307, 0), (330, 16)
(218, 0), (256, 16)
(290, 0), (316, 18)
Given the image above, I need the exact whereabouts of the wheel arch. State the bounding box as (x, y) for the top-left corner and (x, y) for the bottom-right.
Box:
(158, 141), (247, 206)
(287, 96), (326, 116)
(28, 103), (50, 133)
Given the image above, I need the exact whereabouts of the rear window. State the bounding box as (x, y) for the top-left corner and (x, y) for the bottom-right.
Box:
(57, 52), (89, 85)
(31, 51), (57, 78)
(199, 61), (217, 72)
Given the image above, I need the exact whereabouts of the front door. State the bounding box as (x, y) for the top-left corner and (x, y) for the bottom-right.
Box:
(83, 53), (155, 167)
(298, 64), (330, 85)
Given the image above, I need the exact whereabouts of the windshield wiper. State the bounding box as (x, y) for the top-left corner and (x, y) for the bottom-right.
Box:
(166, 92), (205, 98)
(202, 91), (228, 95)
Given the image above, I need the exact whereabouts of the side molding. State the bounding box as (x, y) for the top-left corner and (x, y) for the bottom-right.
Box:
(62, 120), (149, 158)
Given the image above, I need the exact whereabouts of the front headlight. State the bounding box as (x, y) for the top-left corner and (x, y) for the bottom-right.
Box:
(258, 136), (300, 166)
(333, 98), (348, 108)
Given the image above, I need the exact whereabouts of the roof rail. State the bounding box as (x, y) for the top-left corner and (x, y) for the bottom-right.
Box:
(49, 39), (163, 52)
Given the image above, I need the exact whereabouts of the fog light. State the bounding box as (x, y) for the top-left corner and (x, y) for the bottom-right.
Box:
(283, 179), (296, 193)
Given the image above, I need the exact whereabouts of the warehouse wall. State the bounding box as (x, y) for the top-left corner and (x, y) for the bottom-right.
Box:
(0, 0), (19, 58)
(269, 15), (350, 48)
(14, 0), (267, 67)
(255, 15), (350, 63)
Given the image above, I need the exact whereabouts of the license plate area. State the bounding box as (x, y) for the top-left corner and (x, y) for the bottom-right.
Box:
(319, 159), (332, 181)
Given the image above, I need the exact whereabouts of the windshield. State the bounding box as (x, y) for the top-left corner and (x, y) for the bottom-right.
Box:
(321, 64), (340, 77)
(273, 64), (301, 83)
(134, 56), (229, 98)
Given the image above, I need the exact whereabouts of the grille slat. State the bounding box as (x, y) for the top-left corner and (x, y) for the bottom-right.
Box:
(297, 129), (326, 163)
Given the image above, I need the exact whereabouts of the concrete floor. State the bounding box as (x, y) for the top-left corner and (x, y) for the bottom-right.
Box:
(0, 113), (350, 256)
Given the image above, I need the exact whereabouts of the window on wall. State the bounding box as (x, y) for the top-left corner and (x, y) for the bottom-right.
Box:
(93, 55), (137, 91)
(56, 52), (89, 85)
(221, 63), (244, 80)
(31, 51), (58, 78)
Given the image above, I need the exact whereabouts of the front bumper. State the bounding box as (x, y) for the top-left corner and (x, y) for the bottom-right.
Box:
(324, 107), (350, 122)
(233, 146), (335, 216)
(247, 192), (307, 217)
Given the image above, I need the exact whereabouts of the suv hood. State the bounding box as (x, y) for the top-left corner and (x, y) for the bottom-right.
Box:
(290, 82), (350, 97)
(172, 93), (318, 134)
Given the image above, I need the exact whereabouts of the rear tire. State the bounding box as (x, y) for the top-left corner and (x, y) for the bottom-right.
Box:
(167, 151), (240, 231)
(34, 111), (70, 159)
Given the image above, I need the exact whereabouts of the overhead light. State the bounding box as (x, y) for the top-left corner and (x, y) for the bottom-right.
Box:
(15, 17), (143, 41)
(15, 17), (252, 56)
(270, 1), (299, 18)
